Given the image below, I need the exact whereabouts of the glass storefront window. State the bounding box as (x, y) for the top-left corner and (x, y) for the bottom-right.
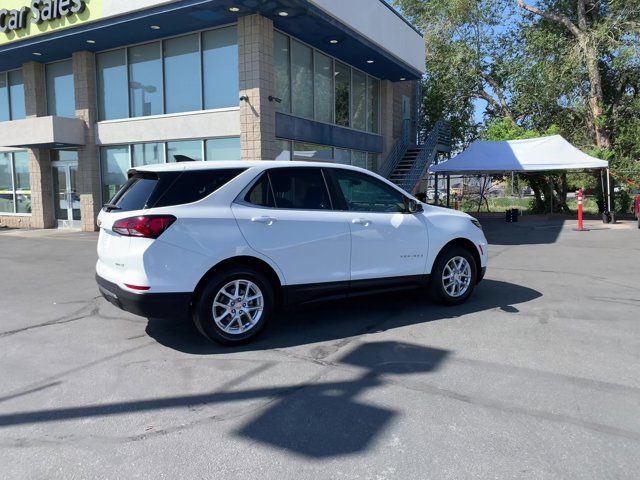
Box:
(352, 70), (367, 131)
(334, 61), (350, 127)
(0, 151), (30, 214)
(0, 153), (15, 213)
(351, 150), (368, 170)
(274, 32), (382, 134)
(132, 143), (164, 167)
(46, 60), (75, 118)
(314, 51), (333, 124)
(13, 152), (30, 214)
(277, 138), (379, 171)
(167, 140), (203, 162)
(164, 34), (201, 114)
(274, 31), (291, 113)
(101, 146), (130, 203)
(8, 70), (25, 120)
(205, 137), (240, 161)
(97, 26), (239, 120)
(334, 148), (350, 165)
(129, 42), (163, 117)
(97, 49), (129, 121)
(291, 40), (313, 118)
(293, 142), (333, 161)
(367, 153), (380, 172)
(0, 73), (9, 122)
(367, 77), (380, 134)
(275, 139), (292, 160)
(203, 26), (239, 110)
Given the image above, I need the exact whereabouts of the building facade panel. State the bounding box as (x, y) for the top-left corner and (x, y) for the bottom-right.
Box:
(0, 1), (424, 231)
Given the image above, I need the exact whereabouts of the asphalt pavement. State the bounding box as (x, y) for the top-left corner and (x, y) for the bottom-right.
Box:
(0, 218), (639, 479)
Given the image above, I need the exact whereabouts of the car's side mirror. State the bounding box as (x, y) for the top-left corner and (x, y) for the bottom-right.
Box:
(406, 199), (424, 214)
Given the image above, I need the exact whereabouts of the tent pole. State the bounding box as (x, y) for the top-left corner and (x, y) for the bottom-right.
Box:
(434, 173), (439, 206)
(549, 177), (553, 214)
(606, 168), (612, 212)
(600, 169), (606, 213)
(446, 175), (451, 208)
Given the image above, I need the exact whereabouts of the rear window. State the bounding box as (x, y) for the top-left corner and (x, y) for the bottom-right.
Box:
(105, 168), (245, 212)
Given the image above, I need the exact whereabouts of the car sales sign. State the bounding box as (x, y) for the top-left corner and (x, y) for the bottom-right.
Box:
(0, 0), (103, 46)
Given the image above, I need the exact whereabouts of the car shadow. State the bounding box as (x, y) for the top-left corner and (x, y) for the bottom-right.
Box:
(481, 218), (566, 245)
(145, 279), (542, 355)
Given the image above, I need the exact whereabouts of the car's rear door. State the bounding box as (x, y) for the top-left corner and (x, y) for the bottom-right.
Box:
(232, 167), (351, 295)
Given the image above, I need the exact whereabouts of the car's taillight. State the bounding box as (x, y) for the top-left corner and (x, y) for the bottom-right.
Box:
(112, 215), (176, 239)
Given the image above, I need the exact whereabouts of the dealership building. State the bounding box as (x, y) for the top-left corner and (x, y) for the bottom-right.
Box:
(0, 0), (425, 230)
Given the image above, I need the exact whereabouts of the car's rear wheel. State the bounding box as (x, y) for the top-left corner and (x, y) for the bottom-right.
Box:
(193, 266), (274, 345)
(429, 247), (477, 305)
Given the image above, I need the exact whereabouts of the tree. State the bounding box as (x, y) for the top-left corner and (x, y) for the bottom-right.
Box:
(516, 0), (639, 150)
(395, 0), (639, 212)
(394, 0), (521, 149)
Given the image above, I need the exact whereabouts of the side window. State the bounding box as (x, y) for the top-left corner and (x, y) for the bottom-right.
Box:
(245, 173), (275, 208)
(153, 169), (245, 208)
(332, 169), (407, 213)
(269, 168), (331, 210)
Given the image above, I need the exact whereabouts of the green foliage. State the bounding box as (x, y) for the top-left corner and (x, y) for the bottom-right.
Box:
(394, 0), (639, 217)
(394, 0), (639, 186)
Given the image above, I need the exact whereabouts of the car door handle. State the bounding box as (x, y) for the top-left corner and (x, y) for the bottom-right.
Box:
(251, 216), (278, 225)
(352, 218), (372, 227)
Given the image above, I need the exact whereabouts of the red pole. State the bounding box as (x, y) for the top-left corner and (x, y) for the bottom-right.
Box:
(454, 195), (459, 211)
(577, 188), (584, 230)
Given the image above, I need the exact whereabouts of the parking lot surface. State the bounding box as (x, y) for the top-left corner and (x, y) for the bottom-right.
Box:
(1, 219), (639, 479)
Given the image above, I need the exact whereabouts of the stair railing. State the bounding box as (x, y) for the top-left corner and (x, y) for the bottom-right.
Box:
(401, 120), (451, 194)
(378, 134), (410, 179)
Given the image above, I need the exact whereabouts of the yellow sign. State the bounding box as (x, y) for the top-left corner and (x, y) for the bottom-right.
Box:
(0, 0), (103, 46)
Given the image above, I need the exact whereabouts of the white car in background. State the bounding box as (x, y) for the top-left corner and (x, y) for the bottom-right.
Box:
(96, 161), (488, 345)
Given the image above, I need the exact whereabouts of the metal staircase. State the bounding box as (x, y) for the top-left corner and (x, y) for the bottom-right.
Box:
(380, 120), (451, 195)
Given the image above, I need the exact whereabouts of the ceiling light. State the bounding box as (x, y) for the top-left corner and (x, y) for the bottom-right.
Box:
(277, 11), (289, 17)
(400, 77), (406, 81)
(86, 39), (96, 44)
(329, 39), (339, 44)
(150, 25), (161, 30)
(32, 52), (42, 56)
(229, 7), (240, 12)
(366, 60), (374, 64)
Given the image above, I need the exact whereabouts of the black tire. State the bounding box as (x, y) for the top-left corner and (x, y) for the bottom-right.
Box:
(193, 266), (274, 345)
(429, 246), (477, 305)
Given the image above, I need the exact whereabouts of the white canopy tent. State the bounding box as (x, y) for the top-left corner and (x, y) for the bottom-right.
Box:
(429, 135), (611, 211)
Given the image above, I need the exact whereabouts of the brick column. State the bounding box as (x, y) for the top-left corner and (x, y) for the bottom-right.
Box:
(380, 80), (395, 164)
(73, 51), (100, 232)
(238, 15), (276, 161)
(22, 62), (56, 229)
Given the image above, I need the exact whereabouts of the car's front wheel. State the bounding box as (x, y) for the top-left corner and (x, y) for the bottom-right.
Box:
(193, 266), (274, 345)
(429, 247), (477, 305)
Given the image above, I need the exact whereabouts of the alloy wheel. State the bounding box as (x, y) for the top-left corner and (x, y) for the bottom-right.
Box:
(212, 279), (264, 335)
(441, 256), (472, 298)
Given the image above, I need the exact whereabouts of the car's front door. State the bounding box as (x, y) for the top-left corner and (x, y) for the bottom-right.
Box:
(326, 168), (429, 282)
(232, 167), (351, 292)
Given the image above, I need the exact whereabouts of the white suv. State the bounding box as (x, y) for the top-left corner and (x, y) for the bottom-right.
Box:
(96, 161), (488, 344)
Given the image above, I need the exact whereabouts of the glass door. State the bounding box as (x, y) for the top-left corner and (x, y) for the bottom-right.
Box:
(52, 160), (80, 228)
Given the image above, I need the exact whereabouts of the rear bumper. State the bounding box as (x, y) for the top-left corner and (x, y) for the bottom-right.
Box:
(96, 275), (191, 320)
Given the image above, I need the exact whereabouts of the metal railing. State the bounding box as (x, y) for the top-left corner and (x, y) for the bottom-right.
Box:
(378, 134), (410, 179)
(400, 120), (451, 194)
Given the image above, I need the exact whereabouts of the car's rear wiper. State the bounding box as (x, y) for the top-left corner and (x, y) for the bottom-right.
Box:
(103, 203), (121, 211)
